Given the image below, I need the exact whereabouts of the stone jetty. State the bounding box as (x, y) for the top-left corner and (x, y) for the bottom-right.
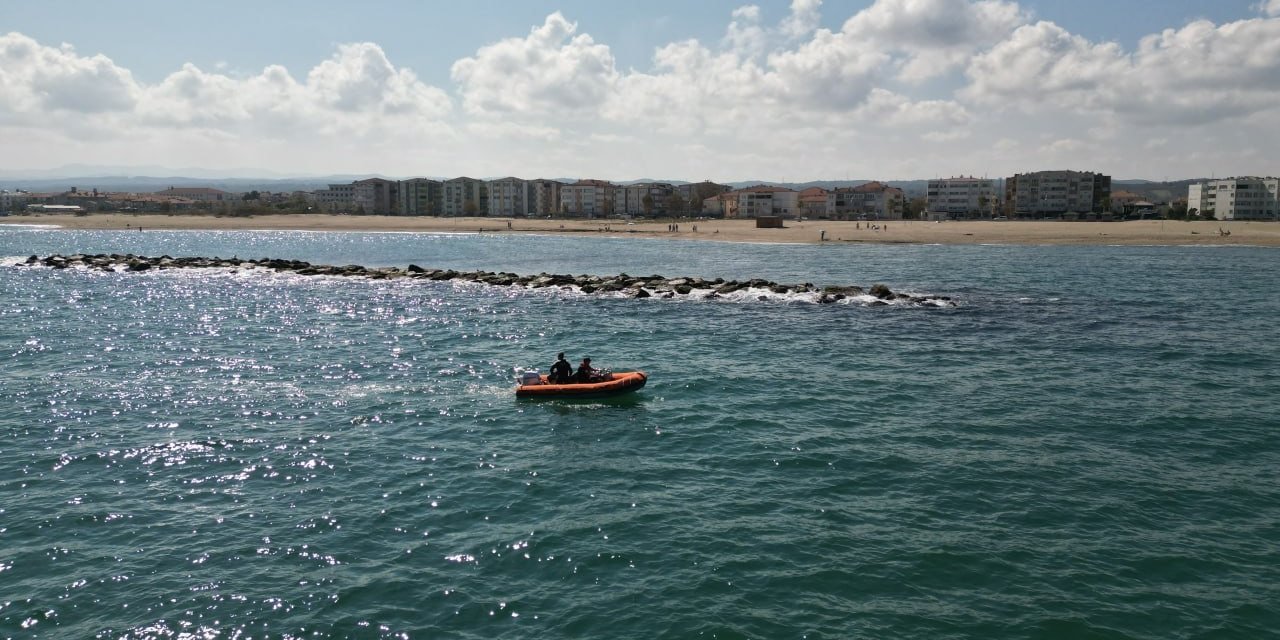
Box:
(18, 254), (954, 306)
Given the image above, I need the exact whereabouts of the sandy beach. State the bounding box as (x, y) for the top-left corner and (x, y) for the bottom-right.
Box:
(3, 213), (1277, 247)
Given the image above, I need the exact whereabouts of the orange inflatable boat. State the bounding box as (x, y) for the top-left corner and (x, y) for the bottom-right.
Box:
(516, 371), (648, 399)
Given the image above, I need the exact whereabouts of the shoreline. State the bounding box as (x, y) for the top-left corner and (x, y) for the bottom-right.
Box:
(2, 213), (1278, 247)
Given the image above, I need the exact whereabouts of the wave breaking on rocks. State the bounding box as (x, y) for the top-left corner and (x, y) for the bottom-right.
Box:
(14, 254), (956, 307)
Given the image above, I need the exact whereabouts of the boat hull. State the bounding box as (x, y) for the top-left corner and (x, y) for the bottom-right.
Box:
(516, 371), (648, 399)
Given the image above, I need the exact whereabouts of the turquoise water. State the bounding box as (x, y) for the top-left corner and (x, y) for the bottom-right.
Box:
(2, 227), (1278, 639)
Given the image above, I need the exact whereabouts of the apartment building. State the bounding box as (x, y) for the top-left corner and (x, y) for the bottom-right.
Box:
(798, 187), (835, 217)
(1, 190), (30, 212)
(353, 178), (397, 215)
(527, 179), (563, 215)
(731, 185), (798, 218)
(486, 177), (531, 217)
(1005, 170), (1111, 217)
(926, 177), (998, 219)
(615, 182), (675, 216)
(399, 178), (442, 216)
(154, 187), (238, 203)
(1187, 177), (1280, 220)
(442, 177), (487, 216)
(560, 179), (616, 217)
(315, 183), (355, 212)
(832, 181), (904, 219)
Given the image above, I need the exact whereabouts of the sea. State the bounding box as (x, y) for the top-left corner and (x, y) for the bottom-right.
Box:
(1, 225), (1277, 639)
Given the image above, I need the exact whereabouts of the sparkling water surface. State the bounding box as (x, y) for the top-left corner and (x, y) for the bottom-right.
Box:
(2, 227), (1278, 638)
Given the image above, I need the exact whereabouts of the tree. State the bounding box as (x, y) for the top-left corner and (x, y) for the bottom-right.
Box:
(242, 190), (261, 200)
(1169, 201), (1188, 220)
(668, 191), (687, 216)
(642, 194), (654, 216)
(905, 197), (926, 220)
(1202, 208), (1216, 221)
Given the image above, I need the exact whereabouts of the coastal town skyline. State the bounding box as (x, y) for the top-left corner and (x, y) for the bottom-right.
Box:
(3, 0), (1280, 180)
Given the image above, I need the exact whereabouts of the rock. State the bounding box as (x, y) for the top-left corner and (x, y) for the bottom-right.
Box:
(675, 285), (693, 295)
(869, 284), (893, 299)
(407, 264), (425, 273)
(633, 288), (651, 298)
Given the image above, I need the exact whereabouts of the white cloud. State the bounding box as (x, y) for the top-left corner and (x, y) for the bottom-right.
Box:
(1, 32), (452, 146)
(843, 0), (1027, 82)
(725, 5), (768, 55)
(0, 32), (139, 116)
(780, 0), (824, 39)
(4, 3), (1280, 181)
(962, 17), (1280, 126)
(451, 12), (618, 116)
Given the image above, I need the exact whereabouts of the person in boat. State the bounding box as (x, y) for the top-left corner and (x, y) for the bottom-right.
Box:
(574, 357), (600, 383)
(549, 352), (573, 383)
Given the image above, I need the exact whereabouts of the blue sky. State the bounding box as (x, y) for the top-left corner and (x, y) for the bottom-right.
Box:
(2, 1), (1278, 180)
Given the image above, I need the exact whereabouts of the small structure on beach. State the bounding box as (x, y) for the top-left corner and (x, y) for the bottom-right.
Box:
(756, 216), (784, 229)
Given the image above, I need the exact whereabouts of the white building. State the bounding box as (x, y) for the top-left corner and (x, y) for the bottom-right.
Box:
(732, 185), (798, 218)
(1, 189), (30, 213)
(1187, 177), (1280, 221)
(442, 177), (487, 216)
(927, 177), (998, 219)
(314, 183), (355, 212)
(154, 187), (239, 203)
(560, 179), (616, 217)
(486, 177), (531, 217)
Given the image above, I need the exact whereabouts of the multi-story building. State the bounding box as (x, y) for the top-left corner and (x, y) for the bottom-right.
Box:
(315, 183), (356, 212)
(832, 181), (904, 219)
(527, 180), (563, 215)
(797, 187), (835, 218)
(926, 177), (998, 219)
(154, 187), (239, 203)
(442, 177), (487, 216)
(1005, 170), (1111, 217)
(486, 177), (531, 217)
(560, 179), (616, 217)
(702, 192), (738, 218)
(616, 182), (675, 216)
(1187, 177), (1280, 220)
(399, 178), (442, 216)
(353, 178), (397, 215)
(677, 181), (733, 213)
(1, 189), (31, 213)
(731, 185), (799, 218)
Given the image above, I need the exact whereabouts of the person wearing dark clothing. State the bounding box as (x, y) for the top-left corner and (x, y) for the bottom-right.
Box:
(549, 352), (573, 384)
(575, 357), (598, 383)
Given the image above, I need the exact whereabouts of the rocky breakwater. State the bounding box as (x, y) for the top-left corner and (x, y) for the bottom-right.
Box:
(18, 254), (955, 307)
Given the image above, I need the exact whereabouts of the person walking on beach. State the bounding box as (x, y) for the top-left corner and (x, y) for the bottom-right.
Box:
(549, 353), (573, 383)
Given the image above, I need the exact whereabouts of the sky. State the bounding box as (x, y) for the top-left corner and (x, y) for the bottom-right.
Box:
(2, 0), (1279, 181)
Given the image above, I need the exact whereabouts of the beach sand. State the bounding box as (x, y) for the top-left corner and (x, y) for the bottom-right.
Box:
(3, 213), (1277, 247)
